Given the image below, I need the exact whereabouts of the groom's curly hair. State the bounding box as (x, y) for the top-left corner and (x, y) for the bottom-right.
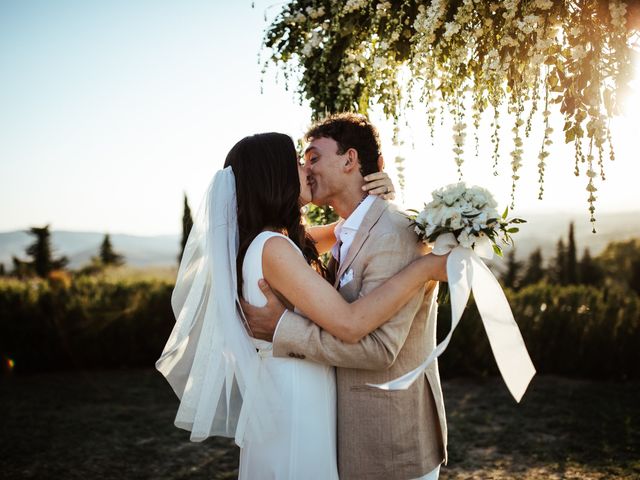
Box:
(305, 113), (382, 177)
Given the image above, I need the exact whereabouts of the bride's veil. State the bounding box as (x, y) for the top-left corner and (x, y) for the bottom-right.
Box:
(156, 166), (280, 446)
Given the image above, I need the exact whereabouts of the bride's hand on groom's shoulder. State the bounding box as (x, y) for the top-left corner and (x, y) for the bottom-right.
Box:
(362, 171), (395, 200)
(240, 279), (286, 342)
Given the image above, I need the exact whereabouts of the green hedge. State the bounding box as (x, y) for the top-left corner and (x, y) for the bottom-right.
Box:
(436, 282), (640, 380)
(0, 276), (174, 372)
(1, 277), (638, 379)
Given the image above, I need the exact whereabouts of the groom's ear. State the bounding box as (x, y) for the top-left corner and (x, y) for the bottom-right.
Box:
(343, 148), (359, 173)
(377, 154), (385, 171)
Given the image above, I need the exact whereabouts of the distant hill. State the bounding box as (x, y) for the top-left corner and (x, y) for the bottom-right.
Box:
(507, 210), (640, 263)
(0, 230), (180, 269)
(0, 211), (638, 270)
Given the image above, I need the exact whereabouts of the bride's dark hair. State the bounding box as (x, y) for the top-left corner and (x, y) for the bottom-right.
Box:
(224, 132), (327, 296)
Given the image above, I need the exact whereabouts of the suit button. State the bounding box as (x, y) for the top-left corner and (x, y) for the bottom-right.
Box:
(288, 352), (295, 358)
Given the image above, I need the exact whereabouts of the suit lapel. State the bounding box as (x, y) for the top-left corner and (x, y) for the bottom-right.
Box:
(334, 197), (389, 287)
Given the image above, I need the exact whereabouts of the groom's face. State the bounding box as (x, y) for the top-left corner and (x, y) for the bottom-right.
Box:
(303, 136), (349, 205)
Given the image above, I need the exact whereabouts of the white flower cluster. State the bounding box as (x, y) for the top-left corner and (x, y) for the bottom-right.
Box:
(452, 121), (467, 168)
(376, 1), (391, 17)
(306, 5), (326, 20)
(264, 0), (632, 230)
(609, 1), (627, 30)
(413, 0), (448, 46)
(301, 30), (324, 57)
(510, 116), (524, 180)
(414, 183), (500, 248)
(342, 0), (369, 15)
(337, 44), (368, 96)
(532, 0), (553, 10)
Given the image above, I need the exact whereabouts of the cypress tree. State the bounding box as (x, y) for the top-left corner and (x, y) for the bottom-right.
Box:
(579, 248), (603, 286)
(24, 225), (68, 278)
(596, 239), (640, 290)
(566, 222), (578, 284)
(99, 233), (125, 266)
(11, 256), (28, 277)
(0, 263), (5, 276)
(629, 259), (640, 295)
(179, 193), (194, 262)
(549, 238), (567, 285)
(521, 247), (545, 286)
(501, 249), (522, 290)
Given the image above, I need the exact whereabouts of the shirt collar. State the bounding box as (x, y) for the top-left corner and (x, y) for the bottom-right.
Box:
(334, 194), (376, 241)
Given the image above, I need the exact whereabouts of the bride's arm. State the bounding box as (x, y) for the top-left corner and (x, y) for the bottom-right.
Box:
(306, 172), (396, 254)
(306, 222), (340, 254)
(261, 236), (446, 344)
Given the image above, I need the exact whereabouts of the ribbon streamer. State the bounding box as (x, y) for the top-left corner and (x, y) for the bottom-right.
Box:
(369, 233), (536, 402)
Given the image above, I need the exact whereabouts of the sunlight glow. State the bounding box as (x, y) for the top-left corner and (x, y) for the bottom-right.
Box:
(376, 50), (640, 222)
(620, 51), (640, 120)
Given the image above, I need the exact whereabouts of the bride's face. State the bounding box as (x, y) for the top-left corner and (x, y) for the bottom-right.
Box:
(298, 160), (312, 205)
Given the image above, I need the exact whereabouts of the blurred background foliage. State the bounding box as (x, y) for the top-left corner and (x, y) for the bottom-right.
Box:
(0, 215), (638, 379)
(0, 275), (173, 373)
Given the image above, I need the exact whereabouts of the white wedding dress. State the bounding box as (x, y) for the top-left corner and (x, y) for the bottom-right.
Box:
(238, 231), (339, 480)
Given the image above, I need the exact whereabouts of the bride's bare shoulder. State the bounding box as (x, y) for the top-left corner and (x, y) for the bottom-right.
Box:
(262, 235), (304, 266)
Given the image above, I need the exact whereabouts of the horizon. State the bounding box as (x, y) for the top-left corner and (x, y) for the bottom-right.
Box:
(2, 207), (640, 238)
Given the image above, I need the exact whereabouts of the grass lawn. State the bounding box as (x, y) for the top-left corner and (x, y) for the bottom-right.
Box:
(1, 369), (638, 479)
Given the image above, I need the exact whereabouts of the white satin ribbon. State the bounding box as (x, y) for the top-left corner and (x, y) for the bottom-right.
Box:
(369, 232), (536, 402)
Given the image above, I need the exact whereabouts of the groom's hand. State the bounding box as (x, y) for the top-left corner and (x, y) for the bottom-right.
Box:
(240, 279), (286, 342)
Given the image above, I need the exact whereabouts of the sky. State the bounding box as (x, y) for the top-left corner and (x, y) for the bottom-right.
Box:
(1, 0), (639, 236)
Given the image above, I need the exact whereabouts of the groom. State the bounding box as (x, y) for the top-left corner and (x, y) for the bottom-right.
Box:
(243, 113), (447, 480)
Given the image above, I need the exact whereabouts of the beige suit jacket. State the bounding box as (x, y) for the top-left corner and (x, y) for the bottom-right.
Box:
(273, 198), (447, 480)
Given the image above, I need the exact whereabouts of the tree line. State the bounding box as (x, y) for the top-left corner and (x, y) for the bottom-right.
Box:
(1, 193), (195, 279)
(3, 202), (640, 301)
(500, 222), (640, 296)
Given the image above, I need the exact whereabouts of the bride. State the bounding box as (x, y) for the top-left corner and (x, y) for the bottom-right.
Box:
(156, 132), (447, 479)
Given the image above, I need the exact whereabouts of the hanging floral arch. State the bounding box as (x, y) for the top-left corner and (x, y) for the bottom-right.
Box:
(262, 0), (640, 231)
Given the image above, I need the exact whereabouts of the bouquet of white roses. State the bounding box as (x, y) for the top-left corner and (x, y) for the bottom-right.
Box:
(411, 182), (525, 256)
(371, 182), (536, 403)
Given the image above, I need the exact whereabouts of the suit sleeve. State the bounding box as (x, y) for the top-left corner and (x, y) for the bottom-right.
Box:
(272, 231), (433, 370)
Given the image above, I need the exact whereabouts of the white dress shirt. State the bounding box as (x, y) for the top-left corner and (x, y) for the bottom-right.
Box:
(331, 194), (376, 264)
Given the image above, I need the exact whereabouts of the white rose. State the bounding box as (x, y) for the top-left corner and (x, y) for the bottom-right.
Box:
(427, 206), (446, 226)
(443, 190), (460, 206)
(472, 211), (488, 230)
(457, 230), (474, 248)
(450, 210), (464, 230)
(470, 191), (487, 208)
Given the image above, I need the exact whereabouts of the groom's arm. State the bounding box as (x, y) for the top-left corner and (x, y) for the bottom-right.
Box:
(272, 231), (435, 370)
